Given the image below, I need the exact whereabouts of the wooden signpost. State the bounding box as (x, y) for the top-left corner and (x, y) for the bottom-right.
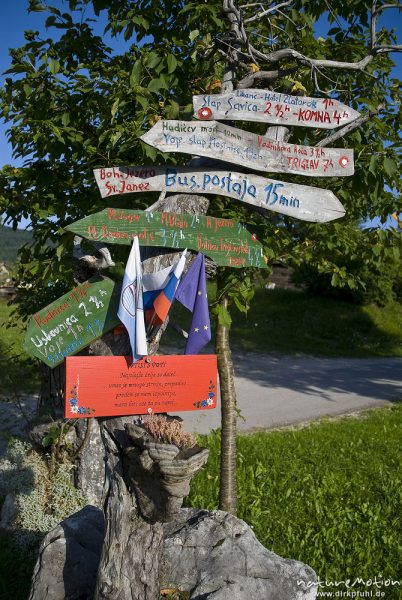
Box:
(193, 89), (361, 129)
(24, 276), (121, 368)
(66, 209), (267, 269)
(65, 354), (218, 417)
(141, 120), (354, 177)
(93, 166), (345, 223)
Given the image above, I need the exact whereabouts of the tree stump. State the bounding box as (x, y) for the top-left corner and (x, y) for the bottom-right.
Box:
(70, 193), (212, 599)
(93, 418), (209, 600)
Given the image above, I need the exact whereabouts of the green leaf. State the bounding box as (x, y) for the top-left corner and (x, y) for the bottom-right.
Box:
(368, 155), (377, 175)
(28, 0), (46, 12)
(49, 58), (60, 74)
(383, 157), (397, 178)
(233, 296), (248, 313)
(111, 98), (120, 119)
(331, 272), (339, 286)
(166, 100), (180, 118)
(142, 143), (157, 160)
(130, 61), (143, 87)
(124, 22), (134, 41)
(137, 94), (149, 111)
(167, 54), (178, 74)
(189, 29), (199, 42)
(148, 77), (169, 93)
(56, 244), (64, 260)
(61, 112), (70, 126)
(216, 304), (232, 328)
(146, 52), (162, 69)
(111, 130), (123, 147)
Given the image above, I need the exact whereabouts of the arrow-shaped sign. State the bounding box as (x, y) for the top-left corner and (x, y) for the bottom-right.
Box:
(140, 120), (354, 177)
(193, 89), (361, 129)
(66, 209), (268, 269)
(93, 166), (345, 223)
(24, 276), (121, 368)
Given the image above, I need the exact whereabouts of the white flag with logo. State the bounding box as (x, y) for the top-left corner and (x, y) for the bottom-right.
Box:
(117, 236), (147, 364)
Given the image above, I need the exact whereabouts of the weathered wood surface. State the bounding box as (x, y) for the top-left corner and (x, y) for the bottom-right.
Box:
(93, 166), (345, 223)
(24, 276), (120, 367)
(65, 355), (218, 418)
(141, 120), (354, 177)
(66, 209), (268, 269)
(193, 89), (361, 129)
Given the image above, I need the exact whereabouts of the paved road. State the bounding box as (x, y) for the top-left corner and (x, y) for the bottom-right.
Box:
(1, 355), (401, 454)
(179, 353), (402, 435)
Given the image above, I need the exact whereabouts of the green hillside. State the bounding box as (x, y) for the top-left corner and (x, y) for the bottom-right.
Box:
(0, 225), (32, 265)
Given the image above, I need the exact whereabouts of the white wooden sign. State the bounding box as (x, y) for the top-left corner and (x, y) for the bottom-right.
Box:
(140, 120), (354, 177)
(93, 166), (345, 223)
(193, 89), (361, 129)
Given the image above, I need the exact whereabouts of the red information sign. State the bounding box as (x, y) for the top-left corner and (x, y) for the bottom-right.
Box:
(65, 355), (218, 418)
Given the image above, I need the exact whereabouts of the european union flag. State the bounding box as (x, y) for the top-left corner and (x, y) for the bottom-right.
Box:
(175, 253), (211, 354)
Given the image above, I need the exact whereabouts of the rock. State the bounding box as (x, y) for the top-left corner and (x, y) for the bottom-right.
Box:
(29, 505), (104, 600)
(29, 506), (316, 600)
(0, 493), (16, 529)
(161, 508), (317, 600)
(28, 421), (77, 451)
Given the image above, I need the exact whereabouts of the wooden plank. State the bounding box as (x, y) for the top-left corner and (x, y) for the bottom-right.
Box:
(141, 120), (354, 177)
(93, 166), (346, 223)
(24, 276), (121, 368)
(65, 354), (218, 417)
(66, 209), (268, 269)
(193, 89), (361, 129)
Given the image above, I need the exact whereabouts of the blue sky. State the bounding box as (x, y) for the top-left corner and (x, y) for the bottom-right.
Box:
(0, 0), (400, 229)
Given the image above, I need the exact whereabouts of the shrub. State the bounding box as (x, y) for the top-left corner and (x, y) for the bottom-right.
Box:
(0, 438), (86, 555)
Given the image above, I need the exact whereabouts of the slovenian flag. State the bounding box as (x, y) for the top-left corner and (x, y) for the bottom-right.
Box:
(117, 236), (148, 364)
(143, 249), (187, 331)
(175, 253), (211, 354)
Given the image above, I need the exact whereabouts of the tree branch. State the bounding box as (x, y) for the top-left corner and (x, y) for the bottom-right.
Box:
(243, 0), (292, 24)
(372, 1), (402, 47)
(223, 0), (402, 77)
(238, 66), (297, 87)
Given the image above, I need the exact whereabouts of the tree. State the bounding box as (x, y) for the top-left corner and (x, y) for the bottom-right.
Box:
(1, 0), (401, 516)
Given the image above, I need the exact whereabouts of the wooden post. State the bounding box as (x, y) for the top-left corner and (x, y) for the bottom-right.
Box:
(90, 192), (212, 600)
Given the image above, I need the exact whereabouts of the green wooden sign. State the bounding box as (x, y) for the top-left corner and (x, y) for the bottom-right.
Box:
(66, 209), (268, 269)
(24, 276), (121, 368)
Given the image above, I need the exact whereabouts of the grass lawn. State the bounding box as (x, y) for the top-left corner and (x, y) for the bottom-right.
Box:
(186, 405), (402, 597)
(230, 288), (402, 358)
(0, 297), (39, 396)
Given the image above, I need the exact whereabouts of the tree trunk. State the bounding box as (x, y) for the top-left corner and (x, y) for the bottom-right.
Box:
(216, 293), (237, 514)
